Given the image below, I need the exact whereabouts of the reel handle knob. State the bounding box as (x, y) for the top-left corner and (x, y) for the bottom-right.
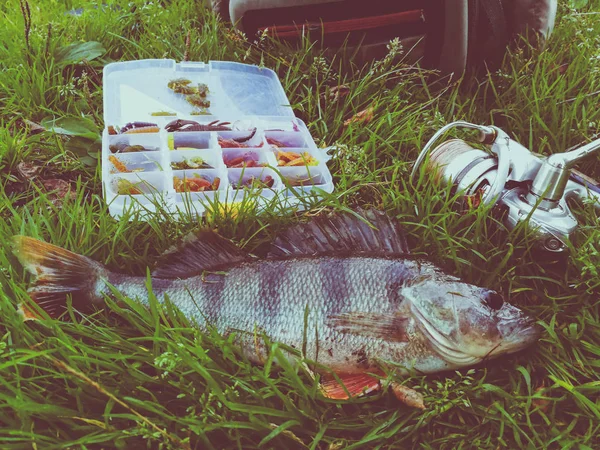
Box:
(478, 128), (497, 145)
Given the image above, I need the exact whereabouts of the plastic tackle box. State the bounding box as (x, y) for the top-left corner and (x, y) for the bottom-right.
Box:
(102, 59), (333, 219)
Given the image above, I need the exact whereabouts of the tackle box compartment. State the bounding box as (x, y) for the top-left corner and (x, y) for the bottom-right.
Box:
(102, 59), (333, 219)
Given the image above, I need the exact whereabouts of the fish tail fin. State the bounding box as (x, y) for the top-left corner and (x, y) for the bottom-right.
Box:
(12, 236), (109, 319)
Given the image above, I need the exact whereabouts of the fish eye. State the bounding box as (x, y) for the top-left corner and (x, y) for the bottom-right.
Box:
(483, 291), (504, 310)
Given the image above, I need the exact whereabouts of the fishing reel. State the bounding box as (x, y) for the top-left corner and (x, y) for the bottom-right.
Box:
(412, 121), (600, 253)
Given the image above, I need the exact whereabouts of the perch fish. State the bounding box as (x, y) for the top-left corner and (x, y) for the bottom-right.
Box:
(12, 211), (541, 399)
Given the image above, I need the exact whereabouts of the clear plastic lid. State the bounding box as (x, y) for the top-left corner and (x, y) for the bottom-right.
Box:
(103, 60), (294, 127)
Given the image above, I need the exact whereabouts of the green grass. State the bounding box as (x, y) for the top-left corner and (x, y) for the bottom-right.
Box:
(2, 0), (600, 448)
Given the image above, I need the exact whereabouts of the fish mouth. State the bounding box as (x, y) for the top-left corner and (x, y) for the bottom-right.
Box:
(490, 321), (542, 356)
(410, 302), (481, 367)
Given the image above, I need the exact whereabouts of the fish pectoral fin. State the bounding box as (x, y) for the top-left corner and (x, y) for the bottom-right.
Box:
(328, 312), (409, 342)
(152, 230), (251, 279)
(320, 373), (381, 400)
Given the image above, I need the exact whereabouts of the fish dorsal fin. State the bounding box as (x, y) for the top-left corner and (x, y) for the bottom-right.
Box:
(265, 209), (410, 259)
(152, 231), (250, 279)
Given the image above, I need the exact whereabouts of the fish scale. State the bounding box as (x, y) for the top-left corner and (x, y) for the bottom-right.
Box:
(12, 210), (541, 400)
(110, 256), (428, 371)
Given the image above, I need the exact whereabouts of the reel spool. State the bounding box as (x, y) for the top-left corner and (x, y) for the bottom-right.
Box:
(412, 121), (511, 207)
(427, 139), (498, 198)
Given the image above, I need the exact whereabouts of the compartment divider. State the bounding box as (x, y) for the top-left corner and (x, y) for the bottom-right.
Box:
(103, 93), (331, 218)
(160, 129), (174, 200)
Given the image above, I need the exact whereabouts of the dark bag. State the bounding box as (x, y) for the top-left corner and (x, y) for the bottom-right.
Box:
(213, 0), (557, 77)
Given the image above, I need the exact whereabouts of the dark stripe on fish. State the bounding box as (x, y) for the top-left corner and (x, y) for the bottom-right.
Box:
(385, 261), (414, 306)
(320, 258), (348, 315)
(201, 272), (228, 325)
(257, 260), (287, 324)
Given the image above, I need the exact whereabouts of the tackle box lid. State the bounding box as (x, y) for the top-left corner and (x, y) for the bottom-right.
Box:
(103, 59), (295, 126)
